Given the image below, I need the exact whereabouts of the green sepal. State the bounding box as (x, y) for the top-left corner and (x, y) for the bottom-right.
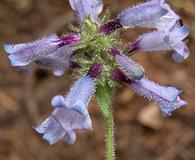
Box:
(83, 17), (97, 33)
(96, 82), (113, 118)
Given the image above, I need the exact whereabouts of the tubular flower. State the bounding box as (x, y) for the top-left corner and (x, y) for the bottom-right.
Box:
(111, 69), (187, 116)
(4, 0), (190, 151)
(130, 78), (187, 116)
(35, 76), (95, 145)
(128, 24), (190, 62)
(119, 0), (168, 29)
(100, 0), (171, 34)
(4, 34), (80, 71)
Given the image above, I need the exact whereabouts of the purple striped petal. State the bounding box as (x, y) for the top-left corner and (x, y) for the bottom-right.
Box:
(119, 0), (168, 28)
(69, 0), (103, 23)
(130, 77), (187, 116)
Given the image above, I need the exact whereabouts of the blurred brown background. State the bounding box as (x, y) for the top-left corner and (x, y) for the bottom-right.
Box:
(0, 0), (195, 160)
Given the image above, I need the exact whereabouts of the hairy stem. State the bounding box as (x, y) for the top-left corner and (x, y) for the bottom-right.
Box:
(105, 112), (115, 160)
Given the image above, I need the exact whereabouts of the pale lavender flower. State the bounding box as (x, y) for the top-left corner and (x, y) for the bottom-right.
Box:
(128, 24), (190, 62)
(100, 0), (168, 34)
(121, 0), (180, 32)
(4, 34), (80, 67)
(111, 47), (144, 80)
(35, 76), (95, 145)
(130, 78), (187, 116)
(119, 0), (168, 29)
(69, 0), (103, 24)
(111, 69), (187, 116)
(100, 0), (180, 35)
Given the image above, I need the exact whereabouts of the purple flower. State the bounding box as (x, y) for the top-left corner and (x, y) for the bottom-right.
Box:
(130, 77), (187, 116)
(128, 24), (190, 62)
(4, 34), (80, 67)
(35, 76), (95, 145)
(118, 0), (168, 29)
(69, 0), (103, 24)
(110, 47), (144, 80)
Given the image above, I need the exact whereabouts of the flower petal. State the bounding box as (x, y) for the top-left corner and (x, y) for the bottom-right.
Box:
(51, 95), (66, 108)
(64, 76), (95, 115)
(4, 34), (80, 68)
(62, 130), (76, 144)
(119, 0), (168, 28)
(130, 77), (187, 116)
(172, 42), (190, 63)
(152, 0), (180, 32)
(5, 34), (60, 66)
(129, 24), (190, 62)
(35, 107), (92, 145)
(69, 0), (103, 23)
(35, 46), (74, 76)
(169, 25), (189, 45)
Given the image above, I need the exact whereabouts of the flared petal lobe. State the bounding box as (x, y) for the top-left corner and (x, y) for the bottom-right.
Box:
(35, 76), (95, 145)
(35, 107), (92, 145)
(69, 0), (103, 24)
(130, 78), (187, 116)
(153, 0), (180, 32)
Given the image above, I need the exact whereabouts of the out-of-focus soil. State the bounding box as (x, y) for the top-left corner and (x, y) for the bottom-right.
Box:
(0, 0), (195, 160)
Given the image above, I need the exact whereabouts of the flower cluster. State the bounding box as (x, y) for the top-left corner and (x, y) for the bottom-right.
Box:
(4, 0), (189, 145)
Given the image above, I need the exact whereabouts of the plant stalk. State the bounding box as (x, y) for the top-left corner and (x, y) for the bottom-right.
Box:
(105, 112), (115, 160)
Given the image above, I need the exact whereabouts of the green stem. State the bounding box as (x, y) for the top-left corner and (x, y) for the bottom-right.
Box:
(105, 112), (115, 160)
